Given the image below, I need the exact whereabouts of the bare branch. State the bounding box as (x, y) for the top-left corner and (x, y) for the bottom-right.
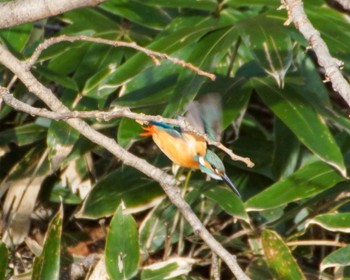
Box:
(281, 0), (350, 107)
(26, 35), (216, 81)
(330, 0), (350, 11)
(0, 88), (254, 167)
(0, 43), (250, 280)
(0, 0), (106, 29)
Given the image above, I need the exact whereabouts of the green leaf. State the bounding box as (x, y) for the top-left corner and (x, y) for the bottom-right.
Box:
(254, 77), (346, 177)
(105, 203), (139, 280)
(164, 26), (239, 116)
(49, 182), (82, 205)
(0, 242), (8, 280)
(307, 6), (350, 61)
(0, 123), (47, 146)
(321, 245), (350, 271)
(238, 15), (292, 87)
(297, 54), (350, 134)
(47, 121), (80, 148)
(134, 0), (216, 10)
(0, 23), (33, 52)
(261, 230), (306, 280)
(272, 119), (299, 179)
(141, 257), (196, 280)
(101, 1), (171, 29)
(246, 258), (274, 280)
(205, 187), (249, 222)
(77, 167), (163, 218)
(113, 60), (178, 109)
(62, 8), (119, 35)
(89, 18), (219, 97)
(32, 206), (63, 280)
(307, 213), (350, 233)
(139, 201), (179, 254)
(46, 43), (87, 76)
(117, 118), (144, 148)
(47, 121), (80, 168)
(227, 0), (282, 7)
(246, 160), (345, 211)
(297, 54), (331, 108)
(34, 66), (79, 91)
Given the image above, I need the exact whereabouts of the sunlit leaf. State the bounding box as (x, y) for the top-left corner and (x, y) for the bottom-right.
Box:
(262, 230), (305, 280)
(47, 121), (80, 169)
(141, 257), (196, 280)
(320, 245), (350, 271)
(32, 206), (63, 280)
(105, 203), (139, 280)
(307, 213), (350, 233)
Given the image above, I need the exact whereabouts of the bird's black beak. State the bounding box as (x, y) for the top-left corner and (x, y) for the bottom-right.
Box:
(221, 173), (241, 198)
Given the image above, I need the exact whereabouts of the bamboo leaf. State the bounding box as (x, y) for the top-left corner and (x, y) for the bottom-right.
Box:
(105, 203), (139, 280)
(254, 78), (346, 177)
(246, 160), (345, 211)
(32, 206), (63, 280)
(262, 230), (305, 280)
(321, 245), (350, 271)
(307, 213), (350, 233)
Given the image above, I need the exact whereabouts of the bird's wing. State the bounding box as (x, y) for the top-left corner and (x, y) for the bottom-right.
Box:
(185, 101), (205, 134)
(185, 93), (223, 141)
(199, 94), (222, 142)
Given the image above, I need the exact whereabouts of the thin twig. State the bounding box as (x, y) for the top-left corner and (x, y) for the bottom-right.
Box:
(281, 0), (350, 107)
(210, 253), (221, 280)
(0, 88), (254, 167)
(25, 35), (216, 81)
(330, 0), (350, 11)
(287, 240), (345, 247)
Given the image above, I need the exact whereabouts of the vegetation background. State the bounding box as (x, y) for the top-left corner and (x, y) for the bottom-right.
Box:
(0, 0), (350, 279)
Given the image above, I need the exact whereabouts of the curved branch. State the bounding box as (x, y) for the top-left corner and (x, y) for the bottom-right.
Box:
(330, 0), (350, 11)
(0, 89), (254, 167)
(0, 0), (107, 29)
(281, 0), (350, 107)
(0, 44), (250, 280)
(25, 35), (216, 81)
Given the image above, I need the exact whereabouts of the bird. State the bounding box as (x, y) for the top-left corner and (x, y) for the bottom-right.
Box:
(140, 94), (241, 197)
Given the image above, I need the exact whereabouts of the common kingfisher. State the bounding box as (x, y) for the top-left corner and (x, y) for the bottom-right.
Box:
(141, 95), (241, 197)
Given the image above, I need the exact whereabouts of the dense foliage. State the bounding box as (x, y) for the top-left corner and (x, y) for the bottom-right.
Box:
(1, 0), (350, 279)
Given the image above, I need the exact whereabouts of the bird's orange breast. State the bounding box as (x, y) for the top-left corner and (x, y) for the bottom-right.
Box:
(144, 125), (207, 169)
